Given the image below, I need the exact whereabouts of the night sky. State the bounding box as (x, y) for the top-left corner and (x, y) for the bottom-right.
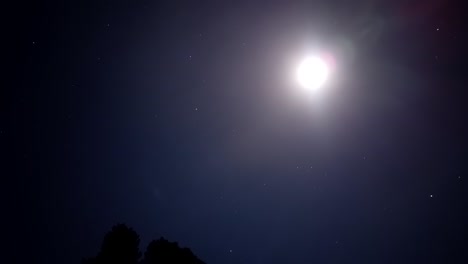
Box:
(5, 0), (468, 263)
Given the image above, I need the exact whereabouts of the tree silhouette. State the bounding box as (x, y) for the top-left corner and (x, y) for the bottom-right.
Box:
(82, 224), (141, 264)
(83, 224), (205, 264)
(142, 237), (205, 264)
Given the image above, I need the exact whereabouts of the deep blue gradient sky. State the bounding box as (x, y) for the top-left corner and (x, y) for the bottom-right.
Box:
(5, 0), (468, 263)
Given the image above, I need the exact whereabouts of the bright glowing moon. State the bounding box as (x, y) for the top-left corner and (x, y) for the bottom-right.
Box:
(297, 56), (329, 91)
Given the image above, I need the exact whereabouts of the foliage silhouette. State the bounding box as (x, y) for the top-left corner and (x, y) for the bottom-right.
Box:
(142, 237), (205, 264)
(83, 224), (205, 264)
(82, 224), (141, 264)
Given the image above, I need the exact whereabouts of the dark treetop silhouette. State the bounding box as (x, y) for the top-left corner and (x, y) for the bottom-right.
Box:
(82, 224), (205, 264)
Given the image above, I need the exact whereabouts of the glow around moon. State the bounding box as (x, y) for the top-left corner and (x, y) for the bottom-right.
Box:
(296, 56), (329, 91)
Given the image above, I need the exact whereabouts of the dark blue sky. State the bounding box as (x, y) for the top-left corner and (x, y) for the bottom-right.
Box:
(5, 0), (468, 263)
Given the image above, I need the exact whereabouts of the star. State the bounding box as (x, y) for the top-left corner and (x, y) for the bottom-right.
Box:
(430, 194), (433, 198)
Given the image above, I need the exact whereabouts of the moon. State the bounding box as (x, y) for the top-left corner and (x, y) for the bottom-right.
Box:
(296, 56), (329, 91)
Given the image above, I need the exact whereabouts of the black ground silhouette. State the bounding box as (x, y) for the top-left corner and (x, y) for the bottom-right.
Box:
(82, 224), (205, 264)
